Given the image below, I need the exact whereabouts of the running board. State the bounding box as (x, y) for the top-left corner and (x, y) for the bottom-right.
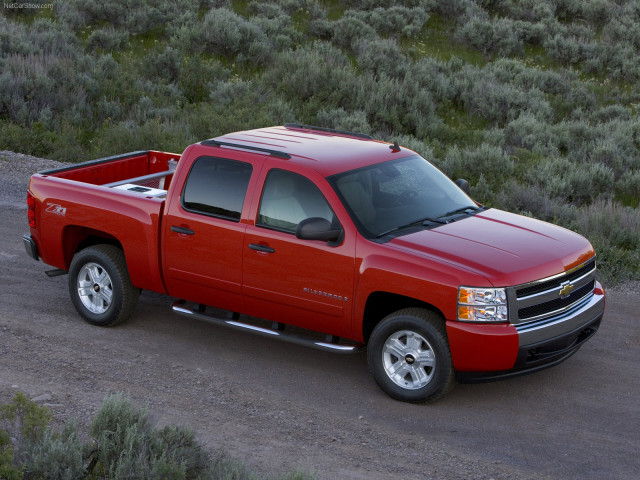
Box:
(172, 300), (363, 354)
(45, 269), (68, 277)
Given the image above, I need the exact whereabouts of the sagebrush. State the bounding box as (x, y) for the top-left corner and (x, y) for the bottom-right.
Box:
(1, 0), (638, 282)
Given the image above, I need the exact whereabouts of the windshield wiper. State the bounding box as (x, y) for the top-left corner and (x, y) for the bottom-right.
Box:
(437, 206), (480, 219)
(376, 216), (446, 239)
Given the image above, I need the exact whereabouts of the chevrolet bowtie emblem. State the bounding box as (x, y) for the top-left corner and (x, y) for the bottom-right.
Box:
(559, 282), (575, 298)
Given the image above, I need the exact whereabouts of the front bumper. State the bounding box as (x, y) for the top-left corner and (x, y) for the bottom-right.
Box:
(448, 283), (605, 383)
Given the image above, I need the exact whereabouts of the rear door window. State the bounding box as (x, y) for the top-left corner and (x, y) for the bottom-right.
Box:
(181, 157), (253, 221)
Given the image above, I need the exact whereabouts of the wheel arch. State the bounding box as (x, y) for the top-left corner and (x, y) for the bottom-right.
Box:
(62, 225), (123, 269)
(362, 291), (446, 343)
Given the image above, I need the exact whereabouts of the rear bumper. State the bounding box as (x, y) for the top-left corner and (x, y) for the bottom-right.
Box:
(450, 283), (605, 383)
(23, 233), (39, 261)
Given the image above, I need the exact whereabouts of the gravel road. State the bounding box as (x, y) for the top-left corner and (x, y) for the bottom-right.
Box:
(1, 152), (639, 479)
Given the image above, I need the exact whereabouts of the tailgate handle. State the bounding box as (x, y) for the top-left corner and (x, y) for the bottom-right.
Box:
(249, 243), (275, 253)
(171, 226), (195, 235)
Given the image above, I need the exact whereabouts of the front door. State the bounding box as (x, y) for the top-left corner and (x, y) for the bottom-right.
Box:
(242, 168), (355, 338)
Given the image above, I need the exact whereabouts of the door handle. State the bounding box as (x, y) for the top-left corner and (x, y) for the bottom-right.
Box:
(171, 226), (195, 235)
(249, 243), (275, 253)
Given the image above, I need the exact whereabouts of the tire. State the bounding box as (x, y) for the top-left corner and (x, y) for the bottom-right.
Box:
(68, 244), (139, 327)
(367, 308), (455, 403)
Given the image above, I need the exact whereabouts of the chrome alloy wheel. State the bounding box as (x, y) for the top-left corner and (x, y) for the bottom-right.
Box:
(382, 330), (436, 390)
(77, 262), (113, 314)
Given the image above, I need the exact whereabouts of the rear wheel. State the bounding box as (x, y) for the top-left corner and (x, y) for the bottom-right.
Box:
(68, 245), (139, 326)
(367, 308), (455, 403)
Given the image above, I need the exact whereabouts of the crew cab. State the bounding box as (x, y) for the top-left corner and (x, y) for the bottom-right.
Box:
(23, 124), (605, 402)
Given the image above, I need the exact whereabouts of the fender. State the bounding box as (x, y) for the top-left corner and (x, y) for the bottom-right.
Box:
(352, 246), (489, 342)
(29, 175), (166, 294)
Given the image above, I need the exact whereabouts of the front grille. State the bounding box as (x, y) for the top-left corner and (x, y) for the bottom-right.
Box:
(512, 257), (597, 324)
(518, 280), (595, 321)
(516, 258), (596, 298)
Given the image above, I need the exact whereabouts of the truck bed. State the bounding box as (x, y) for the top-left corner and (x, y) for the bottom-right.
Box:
(28, 150), (181, 296)
(39, 150), (181, 191)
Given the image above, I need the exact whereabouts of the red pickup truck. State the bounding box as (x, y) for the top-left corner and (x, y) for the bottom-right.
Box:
(23, 124), (605, 403)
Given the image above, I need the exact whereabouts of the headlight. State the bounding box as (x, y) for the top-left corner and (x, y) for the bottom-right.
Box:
(458, 287), (508, 323)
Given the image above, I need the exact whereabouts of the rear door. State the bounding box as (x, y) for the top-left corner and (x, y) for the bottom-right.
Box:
(163, 154), (259, 311)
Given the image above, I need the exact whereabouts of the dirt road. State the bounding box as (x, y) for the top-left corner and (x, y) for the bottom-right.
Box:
(1, 155), (638, 479)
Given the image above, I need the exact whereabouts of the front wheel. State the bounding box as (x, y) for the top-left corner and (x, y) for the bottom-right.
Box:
(68, 245), (139, 327)
(367, 308), (455, 403)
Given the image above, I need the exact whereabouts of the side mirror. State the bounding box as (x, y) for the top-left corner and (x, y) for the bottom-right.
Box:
(455, 178), (470, 195)
(296, 217), (343, 243)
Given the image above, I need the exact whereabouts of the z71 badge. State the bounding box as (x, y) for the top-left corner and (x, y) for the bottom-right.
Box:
(45, 203), (66, 216)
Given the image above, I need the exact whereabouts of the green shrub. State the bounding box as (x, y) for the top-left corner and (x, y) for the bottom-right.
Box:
(354, 38), (410, 78)
(0, 392), (52, 468)
(405, 57), (456, 105)
(342, 0), (434, 8)
(0, 390), (317, 480)
(455, 15), (526, 57)
(487, 58), (573, 96)
(57, 0), (170, 34)
(248, 6), (304, 51)
(574, 200), (640, 283)
(179, 56), (230, 103)
(525, 157), (615, 205)
(200, 8), (271, 63)
(88, 392), (153, 470)
(87, 392), (211, 479)
(0, 121), (58, 158)
(1, 426), (23, 480)
(90, 119), (194, 158)
(86, 27), (129, 52)
(553, 0), (613, 27)
(0, 0), (639, 283)
(543, 33), (596, 65)
(315, 108), (371, 134)
(498, 0), (556, 23)
(441, 143), (514, 185)
(454, 65), (553, 126)
(143, 46), (182, 83)
(504, 114), (558, 156)
(264, 41), (358, 106)
(494, 182), (579, 226)
(328, 16), (377, 51)
(617, 170), (640, 207)
(354, 72), (440, 137)
(602, 14), (640, 52)
(344, 6), (430, 37)
(432, 0), (478, 19)
(22, 423), (86, 480)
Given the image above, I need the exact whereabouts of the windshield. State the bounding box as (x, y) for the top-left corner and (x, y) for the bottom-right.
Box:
(329, 155), (477, 239)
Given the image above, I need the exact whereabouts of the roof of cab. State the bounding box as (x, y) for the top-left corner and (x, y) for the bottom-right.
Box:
(206, 124), (411, 177)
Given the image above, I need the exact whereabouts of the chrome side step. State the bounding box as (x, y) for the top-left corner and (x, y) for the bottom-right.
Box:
(171, 300), (363, 354)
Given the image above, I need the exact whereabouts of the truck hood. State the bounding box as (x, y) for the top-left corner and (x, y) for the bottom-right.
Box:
(389, 208), (595, 287)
